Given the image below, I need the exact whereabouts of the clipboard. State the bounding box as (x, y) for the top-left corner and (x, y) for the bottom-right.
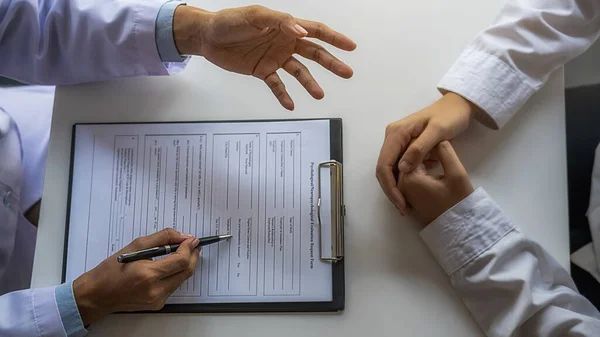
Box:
(62, 118), (345, 313)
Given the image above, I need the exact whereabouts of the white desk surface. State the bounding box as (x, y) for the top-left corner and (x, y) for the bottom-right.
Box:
(32, 0), (569, 335)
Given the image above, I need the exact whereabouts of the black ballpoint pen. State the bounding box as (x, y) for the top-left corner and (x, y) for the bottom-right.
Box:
(117, 234), (233, 263)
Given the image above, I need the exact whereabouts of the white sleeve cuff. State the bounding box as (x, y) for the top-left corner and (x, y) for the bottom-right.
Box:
(420, 188), (517, 275)
(133, 0), (189, 76)
(33, 286), (68, 337)
(438, 47), (536, 130)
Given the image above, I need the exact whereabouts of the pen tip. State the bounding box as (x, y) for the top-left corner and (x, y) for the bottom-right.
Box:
(220, 234), (233, 239)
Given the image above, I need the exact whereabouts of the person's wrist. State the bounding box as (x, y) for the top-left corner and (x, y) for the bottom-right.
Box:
(73, 272), (112, 326)
(173, 6), (215, 56)
(442, 92), (480, 120)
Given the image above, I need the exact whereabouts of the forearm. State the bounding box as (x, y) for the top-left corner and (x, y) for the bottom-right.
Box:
(422, 188), (600, 336)
(440, 0), (600, 129)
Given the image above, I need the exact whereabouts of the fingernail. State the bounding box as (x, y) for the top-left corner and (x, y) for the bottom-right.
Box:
(192, 238), (200, 247)
(181, 233), (194, 238)
(398, 161), (411, 173)
(294, 24), (308, 36)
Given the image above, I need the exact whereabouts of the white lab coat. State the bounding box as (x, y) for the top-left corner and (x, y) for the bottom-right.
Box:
(0, 0), (185, 336)
(0, 86), (54, 295)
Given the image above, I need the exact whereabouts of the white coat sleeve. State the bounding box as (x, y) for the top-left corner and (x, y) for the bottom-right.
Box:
(0, 0), (186, 85)
(421, 188), (600, 336)
(0, 286), (68, 337)
(439, 0), (600, 129)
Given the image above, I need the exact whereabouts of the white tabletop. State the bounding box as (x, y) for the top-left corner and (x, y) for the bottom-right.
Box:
(32, 0), (569, 335)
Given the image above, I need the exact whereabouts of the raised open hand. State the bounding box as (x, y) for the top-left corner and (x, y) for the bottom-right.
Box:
(174, 5), (356, 110)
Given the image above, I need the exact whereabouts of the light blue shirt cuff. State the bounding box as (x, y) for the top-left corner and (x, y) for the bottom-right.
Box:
(156, 1), (187, 62)
(55, 282), (88, 337)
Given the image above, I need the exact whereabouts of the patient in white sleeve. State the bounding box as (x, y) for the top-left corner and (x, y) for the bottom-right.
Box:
(398, 141), (600, 337)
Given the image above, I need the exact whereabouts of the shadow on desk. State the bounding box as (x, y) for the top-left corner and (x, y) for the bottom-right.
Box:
(566, 84), (600, 310)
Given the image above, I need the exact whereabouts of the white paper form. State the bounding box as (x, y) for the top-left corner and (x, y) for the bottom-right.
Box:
(65, 120), (333, 303)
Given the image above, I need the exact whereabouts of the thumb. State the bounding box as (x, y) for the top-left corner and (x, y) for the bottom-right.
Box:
(246, 6), (307, 37)
(398, 163), (435, 192)
(398, 126), (442, 173)
(432, 141), (467, 179)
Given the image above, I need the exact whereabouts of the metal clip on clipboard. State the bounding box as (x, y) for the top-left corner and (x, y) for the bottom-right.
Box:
(317, 160), (346, 262)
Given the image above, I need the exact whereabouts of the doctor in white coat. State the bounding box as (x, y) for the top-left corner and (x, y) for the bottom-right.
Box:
(0, 0), (356, 336)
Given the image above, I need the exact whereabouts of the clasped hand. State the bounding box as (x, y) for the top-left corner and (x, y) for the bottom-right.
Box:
(396, 141), (474, 224)
(376, 93), (481, 216)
